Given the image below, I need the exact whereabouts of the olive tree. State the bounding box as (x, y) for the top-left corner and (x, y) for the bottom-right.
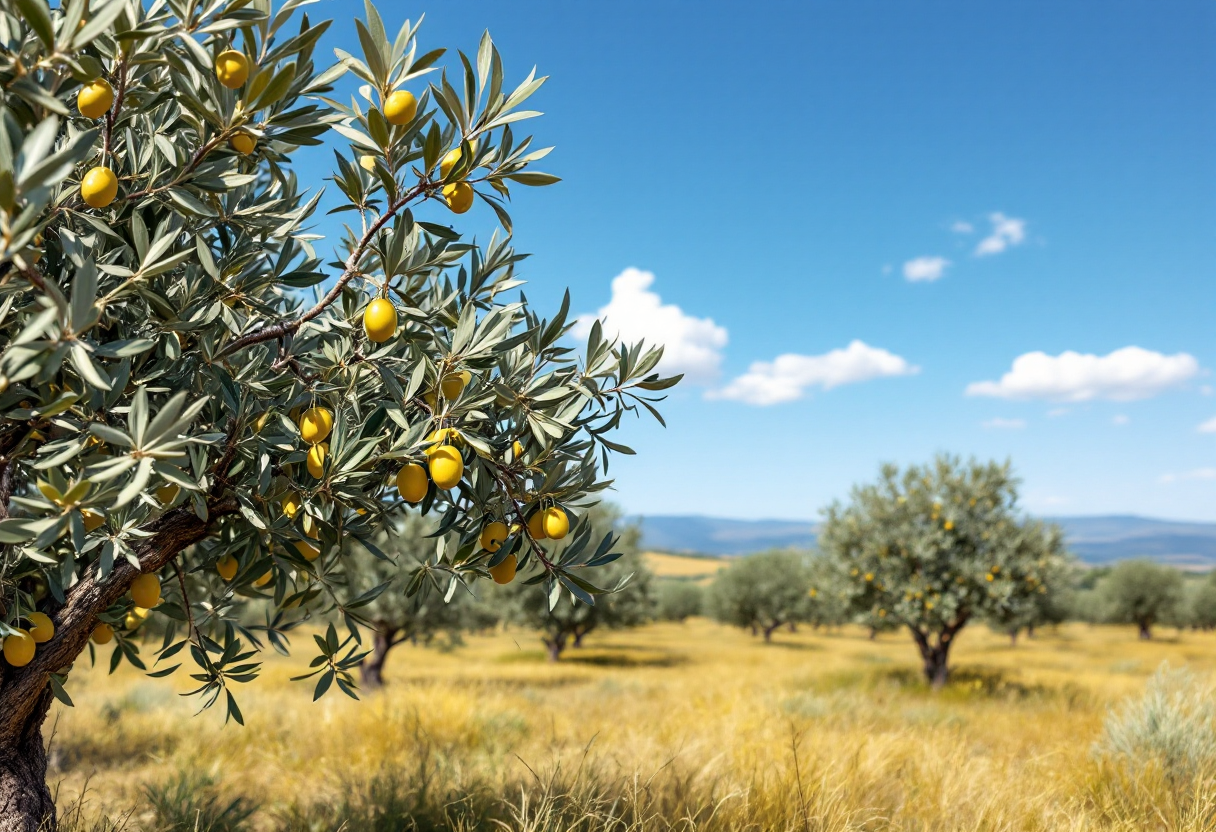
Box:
(655, 579), (702, 622)
(983, 535), (1074, 645)
(502, 503), (653, 660)
(1188, 573), (1216, 631)
(819, 455), (1071, 688)
(708, 550), (813, 641)
(344, 511), (497, 688)
(0, 2), (677, 828)
(1097, 560), (1183, 640)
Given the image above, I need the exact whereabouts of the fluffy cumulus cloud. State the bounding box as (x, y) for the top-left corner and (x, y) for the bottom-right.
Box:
(965, 347), (1200, 402)
(903, 256), (951, 282)
(573, 268), (728, 384)
(975, 212), (1026, 256)
(707, 340), (919, 406)
(1199, 416), (1216, 434)
(982, 417), (1026, 430)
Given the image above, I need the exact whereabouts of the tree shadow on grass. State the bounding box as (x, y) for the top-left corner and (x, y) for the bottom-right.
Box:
(759, 639), (823, 652)
(562, 650), (690, 668)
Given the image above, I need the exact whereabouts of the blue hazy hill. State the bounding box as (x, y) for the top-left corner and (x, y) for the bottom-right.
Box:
(634, 514), (1216, 568)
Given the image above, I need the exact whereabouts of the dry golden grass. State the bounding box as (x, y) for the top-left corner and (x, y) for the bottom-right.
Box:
(47, 620), (1216, 831)
(643, 552), (729, 583)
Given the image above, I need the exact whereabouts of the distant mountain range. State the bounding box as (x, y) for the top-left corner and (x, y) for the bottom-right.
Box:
(633, 514), (1216, 568)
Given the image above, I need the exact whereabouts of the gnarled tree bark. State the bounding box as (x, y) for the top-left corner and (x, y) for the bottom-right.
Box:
(0, 498), (235, 832)
(909, 615), (968, 691)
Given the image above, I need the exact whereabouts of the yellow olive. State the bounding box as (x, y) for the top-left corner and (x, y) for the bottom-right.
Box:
(81, 166), (118, 208)
(396, 463), (428, 503)
(443, 182), (474, 214)
(215, 49), (250, 89)
(27, 612), (54, 644)
(77, 78), (114, 119)
(130, 573), (161, 609)
(542, 506), (569, 540)
(428, 445), (462, 490)
(488, 553), (517, 585)
(363, 298), (398, 343)
(383, 90), (417, 125)
(480, 521), (508, 553)
(3, 630), (34, 667)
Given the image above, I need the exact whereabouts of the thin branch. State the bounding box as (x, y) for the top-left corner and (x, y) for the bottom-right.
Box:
(216, 183), (431, 359)
(171, 559), (203, 648)
(208, 417), (241, 496)
(101, 54), (129, 159)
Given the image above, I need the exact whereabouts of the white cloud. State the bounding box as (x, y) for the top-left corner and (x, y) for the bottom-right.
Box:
(573, 268), (728, 384)
(1112, 414), (1130, 426)
(974, 212), (1026, 256)
(950, 220), (974, 234)
(982, 417), (1026, 430)
(1047, 407), (1070, 418)
(707, 340), (919, 406)
(903, 256), (951, 282)
(965, 347), (1200, 402)
(1199, 416), (1216, 434)
(1159, 468), (1216, 485)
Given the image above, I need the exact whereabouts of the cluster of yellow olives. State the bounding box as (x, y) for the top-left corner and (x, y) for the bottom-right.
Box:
(87, 573), (161, 650)
(75, 49), (259, 210)
(297, 406), (333, 478)
(1, 612), (55, 668)
(395, 424), (465, 501)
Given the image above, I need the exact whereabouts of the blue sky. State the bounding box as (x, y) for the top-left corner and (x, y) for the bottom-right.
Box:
(314, 1), (1215, 521)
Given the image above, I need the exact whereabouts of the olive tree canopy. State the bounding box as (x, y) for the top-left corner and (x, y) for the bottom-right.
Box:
(819, 455), (1071, 688)
(0, 1), (677, 828)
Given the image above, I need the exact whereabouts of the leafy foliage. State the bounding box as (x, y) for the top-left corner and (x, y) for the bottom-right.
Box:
(0, 0), (676, 725)
(819, 455), (1072, 685)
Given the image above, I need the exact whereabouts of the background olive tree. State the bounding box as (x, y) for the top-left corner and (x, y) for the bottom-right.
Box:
(707, 550), (814, 642)
(819, 455), (1072, 688)
(344, 510), (497, 688)
(501, 503), (654, 661)
(655, 580), (702, 623)
(0, 1), (677, 828)
(1096, 560), (1184, 640)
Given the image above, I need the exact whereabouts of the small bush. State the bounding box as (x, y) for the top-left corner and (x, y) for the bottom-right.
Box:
(1097, 664), (1216, 786)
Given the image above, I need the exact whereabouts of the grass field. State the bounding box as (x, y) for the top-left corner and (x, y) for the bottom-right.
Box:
(48, 619), (1216, 831)
(642, 552), (729, 583)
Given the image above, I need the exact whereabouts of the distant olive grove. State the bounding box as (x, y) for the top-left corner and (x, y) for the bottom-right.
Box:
(341, 464), (1216, 688)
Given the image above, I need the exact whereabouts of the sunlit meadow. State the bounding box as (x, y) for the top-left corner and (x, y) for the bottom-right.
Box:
(50, 612), (1216, 832)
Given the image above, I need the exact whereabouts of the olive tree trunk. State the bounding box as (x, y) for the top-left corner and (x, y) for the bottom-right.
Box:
(543, 632), (568, 662)
(909, 617), (967, 691)
(0, 501), (233, 832)
(359, 624), (399, 689)
(0, 687), (54, 832)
